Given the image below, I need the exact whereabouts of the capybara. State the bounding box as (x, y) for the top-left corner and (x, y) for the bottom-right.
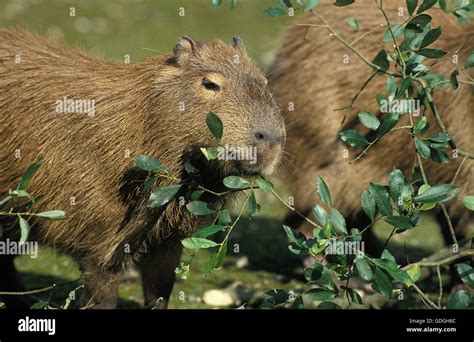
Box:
(269, 0), (473, 254)
(0, 29), (285, 308)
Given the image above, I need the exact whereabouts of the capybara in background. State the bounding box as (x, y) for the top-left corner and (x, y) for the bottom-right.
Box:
(0, 29), (285, 308)
(269, 0), (473, 253)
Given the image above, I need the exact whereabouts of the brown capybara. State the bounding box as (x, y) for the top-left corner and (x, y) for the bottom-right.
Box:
(0, 29), (285, 308)
(269, 0), (473, 254)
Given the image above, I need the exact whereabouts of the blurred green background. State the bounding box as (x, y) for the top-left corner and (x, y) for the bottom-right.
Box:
(0, 0), (452, 309)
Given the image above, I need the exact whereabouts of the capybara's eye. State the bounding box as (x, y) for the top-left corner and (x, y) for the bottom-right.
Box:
(202, 78), (221, 91)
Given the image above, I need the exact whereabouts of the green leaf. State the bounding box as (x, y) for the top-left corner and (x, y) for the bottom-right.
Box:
(372, 259), (412, 284)
(416, 0), (437, 14)
(408, 14), (432, 26)
(184, 161), (199, 175)
(190, 189), (204, 201)
(206, 112), (223, 140)
(388, 168), (413, 202)
(215, 241), (227, 268)
(419, 27), (441, 49)
(347, 288), (363, 305)
(346, 18), (359, 31)
(218, 210), (232, 225)
(464, 51), (474, 69)
(372, 49), (389, 72)
(143, 176), (158, 191)
(368, 183), (392, 217)
(283, 225), (306, 247)
(265, 7), (286, 16)
(181, 237), (218, 249)
(361, 189), (377, 220)
(316, 176), (332, 206)
(306, 289), (336, 301)
(245, 191), (258, 217)
(339, 130), (369, 147)
(328, 208), (347, 235)
(312, 204), (328, 226)
(429, 147), (449, 164)
(134, 155), (161, 172)
(450, 69), (459, 90)
(412, 117), (428, 134)
(417, 48), (446, 58)
(18, 216), (29, 245)
(417, 184), (435, 210)
(304, 0), (320, 11)
(414, 184), (459, 203)
(17, 156), (44, 190)
(211, 0), (223, 5)
(446, 290), (471, 309)
(193, 224), (227, 238)
(186, 201), (215, 216)
(36, 210), (66, 220)
(334, 0), (354, 7)
(383, 25), (403, 43)
(406, 0), (418, 16)
(406, 264), (421, 284)
(30, 301), (48, 310)
(355, 257), (372, 281)
(147, 184), (181, 208)
(10, 190), (29, 197)
(386, 76), (398, 100)
(384, 216), (415, 230)
(377, 112), (399, 137)
(395, 77), (412, 99)
(381, 249), (396, 263)
(463, 196), (474, 211)
(304, 263), (334, 290)
(415, 138), (431, 159)
(358, 112), (380, 130)
(200, 147), (220, 160)
(264, 289), (288, 305)
(429, 132), (450, 143)
(373, 268), (393, 298)
(256, 178), (273, 193)
(223, 176), (250, 189)
(203, 255), (217, 277)
(456, 263), (474, 288)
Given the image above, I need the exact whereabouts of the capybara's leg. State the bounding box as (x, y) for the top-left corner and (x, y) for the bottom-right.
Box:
(139, 239), (183, 309)
(79, 260), (120, 309)
(0, 255), (33, 309)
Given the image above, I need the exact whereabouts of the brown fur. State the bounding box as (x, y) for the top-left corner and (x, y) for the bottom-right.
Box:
(0, 29), (285, 308)
(269, 0), (473, 250)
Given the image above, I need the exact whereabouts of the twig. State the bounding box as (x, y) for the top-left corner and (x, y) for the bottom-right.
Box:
(271, 189), (321, 228)
(0, 284), (56, 296)
(439, 203), (458, 246)
(412, 284), (440, 309)
(436, 265), (442, 309)
(310, 9), (401, 77)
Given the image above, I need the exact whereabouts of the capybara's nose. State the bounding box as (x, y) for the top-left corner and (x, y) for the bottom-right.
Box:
(253, 130), (285, 147)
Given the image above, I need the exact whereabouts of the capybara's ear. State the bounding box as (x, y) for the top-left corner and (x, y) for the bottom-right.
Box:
(173, 36), (196, 65)
(232, 36), (245, 53)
